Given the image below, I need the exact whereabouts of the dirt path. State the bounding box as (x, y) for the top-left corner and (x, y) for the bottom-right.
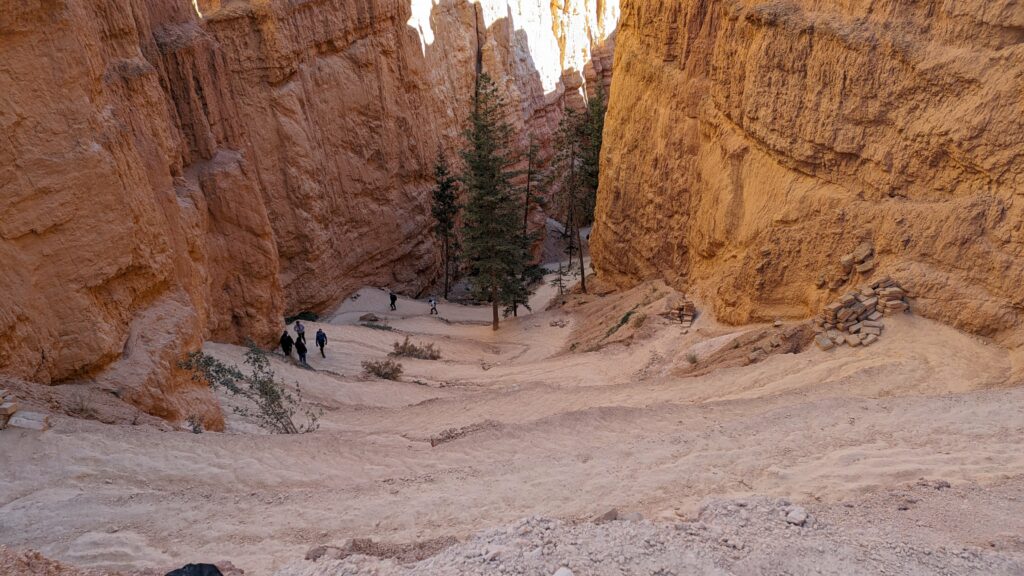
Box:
(2, 276), (1023, 574)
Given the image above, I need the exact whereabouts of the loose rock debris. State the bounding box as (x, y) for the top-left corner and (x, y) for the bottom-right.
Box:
(814, 276), (911, 351)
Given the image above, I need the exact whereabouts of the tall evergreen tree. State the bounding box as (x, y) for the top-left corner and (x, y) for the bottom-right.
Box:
(460, 73), (533, 330)
(431, 149), (460, 299)
(522, 138), (543, 234)
(551, 106), (589, 293)
(579, 84), (607, 223)
(549, 84), (608, 294)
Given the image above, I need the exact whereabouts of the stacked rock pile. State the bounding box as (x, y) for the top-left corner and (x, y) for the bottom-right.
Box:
(0, 389), (50, 431)
(662, 295), (697, 329)
(814, 276), (911, 351)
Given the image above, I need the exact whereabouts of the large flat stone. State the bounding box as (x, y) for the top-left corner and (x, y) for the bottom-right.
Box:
(8, 412), (49, 431)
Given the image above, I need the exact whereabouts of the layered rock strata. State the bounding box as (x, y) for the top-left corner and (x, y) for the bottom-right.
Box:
(593, 0), (1024, 345)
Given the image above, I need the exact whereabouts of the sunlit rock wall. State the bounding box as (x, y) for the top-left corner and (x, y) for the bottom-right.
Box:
(592, 0), (1024, 344)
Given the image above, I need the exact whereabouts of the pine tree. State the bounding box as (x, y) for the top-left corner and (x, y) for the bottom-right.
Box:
(461, 73), (533, 330)
(549, 85), (608, 294)
(551, 106), (589, 293)
(522, 138), (543, 234)
(431, 149), (460, 299)
(579, 84), (607, 224)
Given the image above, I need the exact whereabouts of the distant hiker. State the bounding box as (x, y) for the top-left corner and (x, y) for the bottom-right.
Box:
(279, 331), (294, 357)
(295, 338), (308, 364)
(429, 296), (438, 315)
(294, 320), (306, 344)
(315, 328), (328, 358)
(389, 289), (398, 311)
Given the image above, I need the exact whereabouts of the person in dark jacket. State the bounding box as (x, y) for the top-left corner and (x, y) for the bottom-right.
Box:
(279, 331), (294, 357)
(294, 320), (307, 344)
(389, 289), (398, 311)
(315, 329), (328, 358)
(295, 338), (308, 364)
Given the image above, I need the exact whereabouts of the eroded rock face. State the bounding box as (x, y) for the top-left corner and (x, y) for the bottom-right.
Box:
(202, 0), (618, 311)
(0, 0), (616, 423)
(593, 0), (1024, 344)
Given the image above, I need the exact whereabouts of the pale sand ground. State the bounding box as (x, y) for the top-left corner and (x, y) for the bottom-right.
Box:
(2, 272), (1023, 574)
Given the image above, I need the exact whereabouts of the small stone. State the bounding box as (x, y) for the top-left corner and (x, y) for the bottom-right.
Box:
(855, 259), (876, 273)
(845, 334), (862, 347)
(840, 254), (855, 271)
(773, 320), (783, 327)
(815, 335), (834, 350)
(849, 322), (863, 334)
(358, 313), (381, 323)
(553, 568), (574, 576)
(0, 402), (18, 416)
(861, 326), (881, 336)
(853, 242), (873, 263)
(862, 334), (879, 346)
(785, 507), (809, 526)
(594, 508), (619, 523)
(868, 311), (883, 321)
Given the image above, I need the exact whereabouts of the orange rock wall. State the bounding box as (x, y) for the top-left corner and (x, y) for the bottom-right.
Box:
(592, 0), (1024, 343)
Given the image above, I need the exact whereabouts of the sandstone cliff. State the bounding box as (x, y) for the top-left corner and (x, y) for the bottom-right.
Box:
(0, 0), (616, 424)
(593, 0), (1024, 345)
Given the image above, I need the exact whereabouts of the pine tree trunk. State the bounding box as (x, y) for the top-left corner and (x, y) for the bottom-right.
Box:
(491, 286), (500, 330)
(442, 238), (450, 299)
(576, 219), (587, 294)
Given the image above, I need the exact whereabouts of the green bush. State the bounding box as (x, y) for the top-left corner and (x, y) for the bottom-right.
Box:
(180, 342), (321, 434)
(390, 336), (441, 360)
(363, 358), (404, 380)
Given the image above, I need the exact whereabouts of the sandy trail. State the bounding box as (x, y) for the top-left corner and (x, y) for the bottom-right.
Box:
(1, 273), (1023, 574)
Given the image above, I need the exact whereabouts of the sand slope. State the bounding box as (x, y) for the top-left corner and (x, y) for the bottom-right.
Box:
(1, 280), (1022, 574)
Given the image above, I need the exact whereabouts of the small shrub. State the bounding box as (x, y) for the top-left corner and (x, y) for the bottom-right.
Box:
(605, 306), (639, 338)
(186, 414), (204, 434)
(686, 352), (698, 365)
(180, 342), (321, 434)
(361, 322), (395, 332)
(67, 390), (99, 420)
(363, 359), (404, 380)
(390, 336), (441, 360)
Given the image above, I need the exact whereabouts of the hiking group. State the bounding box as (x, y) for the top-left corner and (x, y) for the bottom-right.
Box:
(279, 320), (327, 365)
(278, 290), (440, 365)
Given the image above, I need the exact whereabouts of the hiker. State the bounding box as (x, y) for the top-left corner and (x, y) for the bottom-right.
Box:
(294, 320), (306, 344)
(389, 289), (398, 311)
(279, 330), (294, 357)
(295, 338), (308, 364)
(315, 328), (328, 358)
(428, 296), (438, 315)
